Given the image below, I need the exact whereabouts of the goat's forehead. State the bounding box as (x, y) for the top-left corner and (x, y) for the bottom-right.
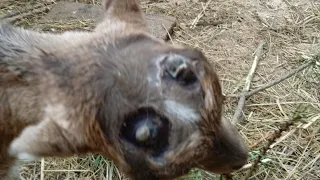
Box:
(91, 31), (204, 58)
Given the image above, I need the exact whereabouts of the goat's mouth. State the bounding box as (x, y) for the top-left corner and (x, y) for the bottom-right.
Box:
(120, 107), (171, 157)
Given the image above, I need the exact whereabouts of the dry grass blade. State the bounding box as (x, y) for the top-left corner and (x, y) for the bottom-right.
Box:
(40, 158), (45, 180)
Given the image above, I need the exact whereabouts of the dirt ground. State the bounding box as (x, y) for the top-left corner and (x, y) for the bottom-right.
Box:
(1, 0), (319, 179)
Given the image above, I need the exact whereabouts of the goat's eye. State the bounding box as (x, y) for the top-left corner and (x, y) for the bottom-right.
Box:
(120, 108), (169, 156)
(164, 54), (198, 86)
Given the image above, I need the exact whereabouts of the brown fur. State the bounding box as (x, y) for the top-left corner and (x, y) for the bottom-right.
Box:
(0, 0), (248, 179)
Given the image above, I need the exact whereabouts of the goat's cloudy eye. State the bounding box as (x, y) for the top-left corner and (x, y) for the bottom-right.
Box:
(120, 108), (169, 156)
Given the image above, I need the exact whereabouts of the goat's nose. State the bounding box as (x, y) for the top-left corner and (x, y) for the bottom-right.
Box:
(205, 117), (249, 174)
(163, 54), (198, 85)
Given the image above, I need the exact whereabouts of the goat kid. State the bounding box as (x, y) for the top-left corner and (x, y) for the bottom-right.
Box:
(0, 0), (248, 179)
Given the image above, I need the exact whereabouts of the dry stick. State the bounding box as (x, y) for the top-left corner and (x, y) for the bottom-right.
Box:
(243, 60), (315, 98)
(239, 58), (316, 179)
(190, 0), (212, 28)
(222, 41), (265, 180)
(243, 121), (294, 180)
(162, 23), (174, 44)
(231, 41), (266, 124)
(249, 131), (274, 149)
(270, 114), (320, 148)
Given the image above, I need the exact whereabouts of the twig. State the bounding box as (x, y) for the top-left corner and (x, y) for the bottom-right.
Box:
(249, 131), (274, 149)
(243, 121), (294, 180)
(162, 23), (174, 43)
(269, 127), (297, 149)
(231, 41), (265, 123)
(190, 0), (212, 28)
(244, 60), (314, 97)
(270, 114), (320, 148)
(249, 115), (318, 153)
(226, 55), (316, 99)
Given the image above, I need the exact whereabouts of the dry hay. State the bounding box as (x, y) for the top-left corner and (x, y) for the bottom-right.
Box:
(1, 0), (319, 179)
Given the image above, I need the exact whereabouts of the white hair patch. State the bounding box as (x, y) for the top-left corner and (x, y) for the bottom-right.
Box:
(16, 152), (39, 162)
(43, 103), (69, 129)
(164, 100), (200, 122)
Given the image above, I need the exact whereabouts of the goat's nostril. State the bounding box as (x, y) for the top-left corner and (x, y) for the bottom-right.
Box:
(165, 55), (187, 79)
(163, 54), (198, 86)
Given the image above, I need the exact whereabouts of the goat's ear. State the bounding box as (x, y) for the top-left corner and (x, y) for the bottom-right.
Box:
(102, 0), (145, 25)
